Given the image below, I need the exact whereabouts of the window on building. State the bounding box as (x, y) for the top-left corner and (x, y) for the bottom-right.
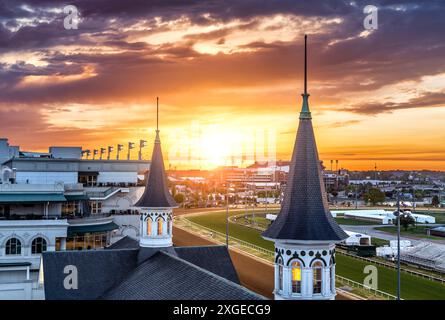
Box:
(147, 218), (152, 236)
(32, 237), (47, 254)
(167, 218), (171, 235)
(79, 174), (97, 187)
(313, 261), (323, 294)
(291, 261), (302, 293)
(90, 201), (102, 215)
(62, 202), (80, 217)
(157, 218), (163, 235)
(5, 238), (21, 255)
(330, 258), (335, 294)
(277, 257), (283, 291)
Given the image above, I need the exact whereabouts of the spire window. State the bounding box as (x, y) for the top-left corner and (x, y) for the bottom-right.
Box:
(291, 261), (302, 293)
(312, 261), (323, 294)
(147, 218), (152, 236)
(157, 218), (163, 235)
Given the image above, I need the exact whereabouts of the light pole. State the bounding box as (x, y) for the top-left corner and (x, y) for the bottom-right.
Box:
(395, 189), (401, 300)
(226, 181), (229, 247)
(355, 184), (358, 209)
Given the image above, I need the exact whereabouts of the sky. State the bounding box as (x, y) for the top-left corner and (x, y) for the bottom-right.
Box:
(0, 0), (444, 170)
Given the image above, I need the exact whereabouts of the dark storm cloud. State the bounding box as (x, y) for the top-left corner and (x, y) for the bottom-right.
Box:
(0, 0), (444, 116)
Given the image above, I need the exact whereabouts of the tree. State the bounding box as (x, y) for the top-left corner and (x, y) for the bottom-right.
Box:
(174, 193), (185, 204)
(363, 187), (385, 205)
(394, 212), (415, 231)
(432, 195), (440, 207)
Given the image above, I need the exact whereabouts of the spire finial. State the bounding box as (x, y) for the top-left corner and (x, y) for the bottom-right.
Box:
(304, 34), (307, 95)
(156, 97), (159, 132)
(300, 34), (311, 119)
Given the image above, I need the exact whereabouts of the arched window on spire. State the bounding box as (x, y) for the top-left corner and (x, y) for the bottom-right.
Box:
(167, 217), (172, 235)
(146, 218), (152, 236)
(291, 261), (302, 293)
(330, 257), (335, 294)
(277, 257), (283, 291)
(312, 261), (323, 294)
(157, 218), (163, 235)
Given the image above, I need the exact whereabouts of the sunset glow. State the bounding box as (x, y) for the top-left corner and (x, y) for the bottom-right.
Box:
(1, 1), (444, 170)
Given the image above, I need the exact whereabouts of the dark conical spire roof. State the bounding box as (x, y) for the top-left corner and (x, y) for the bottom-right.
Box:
(135, 98), (177, 208)
(262, 36), (346, 242)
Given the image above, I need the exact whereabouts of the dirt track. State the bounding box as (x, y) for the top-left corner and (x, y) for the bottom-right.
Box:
(173, 226), (349, 300)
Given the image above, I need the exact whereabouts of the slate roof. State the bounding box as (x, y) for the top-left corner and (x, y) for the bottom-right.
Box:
(42, 249), (139, 300)
(135, 130), (177, 208)
(106, 236), (139, 250)
(175, 245), (240, 284)
(43, 240), (260, 300)
(262, 37), (347, 243)
(108, 238), (240, 283)
(100, 251), (264, 300)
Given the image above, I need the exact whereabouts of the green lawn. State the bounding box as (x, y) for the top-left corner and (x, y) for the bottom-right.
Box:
(334, 217), (377, 226)
(188, 210), (445, 300)
(371, 237), (390, 247)
(375, 226), (444, 240)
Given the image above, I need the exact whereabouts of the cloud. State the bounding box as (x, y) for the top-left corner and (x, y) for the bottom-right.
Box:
(344, 91), (445, 115)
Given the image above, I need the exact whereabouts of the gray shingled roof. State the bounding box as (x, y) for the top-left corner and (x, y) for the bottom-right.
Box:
(135, 131), (177, 208)
(175, 245), (240, 284)
(106, 236), (139, 250)
(42, 249), (139, 300)
(107, 238), (240, 284)
(100, 251), (264, 300)
(43, 238), (255, 300)
(262, 94), (347, 242)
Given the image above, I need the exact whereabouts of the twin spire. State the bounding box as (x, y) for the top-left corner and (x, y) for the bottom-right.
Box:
(134, 97), (177, 208)
(262, 35), (347, 242)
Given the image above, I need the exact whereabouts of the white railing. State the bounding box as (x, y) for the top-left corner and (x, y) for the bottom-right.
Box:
(336, 275), (399, 300)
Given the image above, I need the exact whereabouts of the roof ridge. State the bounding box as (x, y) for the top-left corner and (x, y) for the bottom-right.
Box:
(158, 250), (266, 299)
